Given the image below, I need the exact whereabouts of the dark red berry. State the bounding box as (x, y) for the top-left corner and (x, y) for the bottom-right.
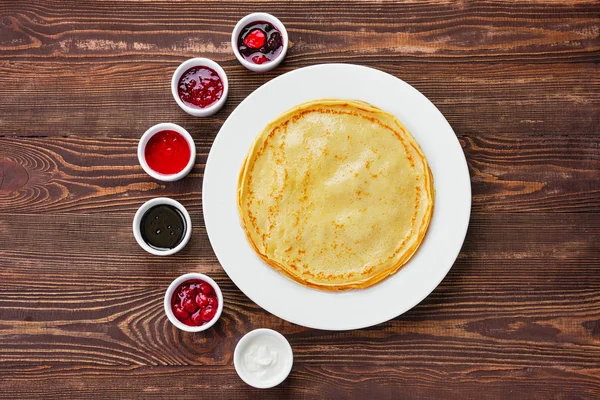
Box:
(187, 285), (199, 297)
(201, 306), (216, 322)
(195, 293), (209, 308)
(179, 286), (195, 299)
(190, 288), (199, 298)
(252, 55), (268, 64)
(191, 310), (203, 326)
(173, 304), (189, 321)
(198, 282), (214, 295)
(266, 32), (282, 51)
(243, 29), (266, 49)
(182, 297), (198, 313)
(207, 296), (218, 307)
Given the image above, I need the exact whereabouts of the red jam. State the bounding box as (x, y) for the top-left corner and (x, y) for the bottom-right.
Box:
(238, 21), (283, 65)
(178, 66), (223, 108)
(171, 279), (218, 327)
(144, 130), (191, 175)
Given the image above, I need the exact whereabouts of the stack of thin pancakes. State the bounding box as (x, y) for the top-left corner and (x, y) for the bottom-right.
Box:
(238, 99), (434, 291)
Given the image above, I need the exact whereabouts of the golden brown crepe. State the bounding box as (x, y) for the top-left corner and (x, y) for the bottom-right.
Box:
(237, 99), (434, 291)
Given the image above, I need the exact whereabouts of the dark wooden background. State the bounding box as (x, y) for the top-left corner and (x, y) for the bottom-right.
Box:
(0, 0), (599, 398)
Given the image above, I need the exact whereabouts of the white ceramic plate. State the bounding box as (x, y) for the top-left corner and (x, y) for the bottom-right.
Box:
(203, 64), (471, 330)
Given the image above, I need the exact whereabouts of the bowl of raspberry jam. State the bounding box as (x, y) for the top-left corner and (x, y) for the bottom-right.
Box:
(232, 13), (288, 72)
(171, 58), (229, 117)
(138, 123), (196, 182)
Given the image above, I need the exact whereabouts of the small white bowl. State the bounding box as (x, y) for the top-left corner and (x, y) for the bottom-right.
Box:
(138, 122), (196, 182)
(171, 58), (229, 117)
(133, 197), (192, 256)
(164, 273), (224, 333)
(234, 328), (293, 388)
(231, 13), (288, 72)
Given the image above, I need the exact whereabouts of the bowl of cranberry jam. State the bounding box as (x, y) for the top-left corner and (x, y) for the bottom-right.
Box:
(171, 58), (228, 117)
(232, 13), (288, 72)
(164, 273), (223, 332)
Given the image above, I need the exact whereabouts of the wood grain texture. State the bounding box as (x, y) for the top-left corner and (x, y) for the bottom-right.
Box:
(1, 212), (599, 397)
(0, 62), (598, 137)
(1, 0), (598, 62)
(0, 365), (599, 400)
(3, 364), (600, 400)
(0, 0), (598, 137)
(0, 0), (599, 398)
(0, 135), (598, 214)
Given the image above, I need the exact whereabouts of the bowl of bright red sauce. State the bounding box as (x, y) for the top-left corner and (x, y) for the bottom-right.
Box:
(171, 58), (229, 117)
(232, 13), (288, 72)
(138, 123), (196, 181)
(164, 273), (223, 332)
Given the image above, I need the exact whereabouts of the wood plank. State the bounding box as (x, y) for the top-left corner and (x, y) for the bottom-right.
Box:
(1, 0), (598, 62)
(0, 0), (598, 137)
(0, 213), (598, 370)
(0, 364), (598, 399)
(0, 62), (597, 137)
(0, 212), (598, 283)
(1, 135), (598, 214)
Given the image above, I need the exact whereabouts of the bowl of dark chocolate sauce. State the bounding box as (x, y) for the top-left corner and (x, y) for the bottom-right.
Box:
(133, 197), (192, 255)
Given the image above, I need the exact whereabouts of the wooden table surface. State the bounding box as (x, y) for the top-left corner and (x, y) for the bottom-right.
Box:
(1, 1), (599, 398)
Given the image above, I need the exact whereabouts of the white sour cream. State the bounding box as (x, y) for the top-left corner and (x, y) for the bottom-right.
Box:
(239, 333), (290, 384)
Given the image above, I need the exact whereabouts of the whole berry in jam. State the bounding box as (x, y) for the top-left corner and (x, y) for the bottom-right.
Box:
(191, 310), (204, 326)
(266, 32), (282, 52)
(198, 282), (214, 295)
(195, 293), (209, 308)
(173, 304), (189, 320)
(171, 279), (219, 327)
(207, 296), (218, 307)
(182, 297), (197, 313)
(179, 286), (196, 299)
(201, 306), (216, 322)
(243, 29), (266, 49)
(252, 55), (268, 64)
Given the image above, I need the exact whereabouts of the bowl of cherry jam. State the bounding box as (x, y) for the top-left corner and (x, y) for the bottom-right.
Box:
(138, 122), (196, 182)
(133, 197), (192, 256)
(171, 58), (229, 117)
(232, 13), (288, 72)
(164, 273), (223, 332)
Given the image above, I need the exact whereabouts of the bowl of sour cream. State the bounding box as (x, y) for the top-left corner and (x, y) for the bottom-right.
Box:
(234, 328), (293, 388)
